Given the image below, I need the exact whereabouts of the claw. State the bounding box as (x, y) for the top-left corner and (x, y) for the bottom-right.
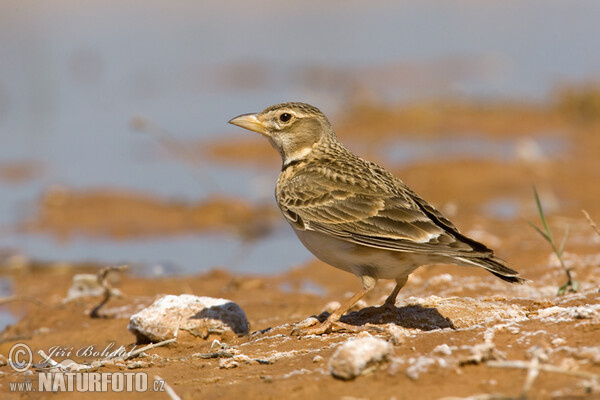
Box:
(290, 317), (322, 336)
(291, 319), (380, 336)
(292, 320), (333, 336)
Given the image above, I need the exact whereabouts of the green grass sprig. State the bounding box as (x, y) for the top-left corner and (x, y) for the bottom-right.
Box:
(527, 187), (578, 295)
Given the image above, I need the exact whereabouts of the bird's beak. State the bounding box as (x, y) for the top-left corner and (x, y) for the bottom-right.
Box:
(228, 113), (269, 136)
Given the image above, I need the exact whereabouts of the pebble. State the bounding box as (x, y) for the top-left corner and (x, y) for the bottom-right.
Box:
(329, 335), (393, 380)
(433, 344), (453, 356)
(128, 295), (249, 342)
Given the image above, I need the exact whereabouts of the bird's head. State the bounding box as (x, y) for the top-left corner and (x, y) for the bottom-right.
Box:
(228, 102), (334, 165)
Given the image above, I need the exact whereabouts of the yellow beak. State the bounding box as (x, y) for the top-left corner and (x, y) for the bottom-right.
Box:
(228, 113), (269, 136)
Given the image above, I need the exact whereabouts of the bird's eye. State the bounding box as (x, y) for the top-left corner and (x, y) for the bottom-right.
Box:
(279, 113), (292, 122)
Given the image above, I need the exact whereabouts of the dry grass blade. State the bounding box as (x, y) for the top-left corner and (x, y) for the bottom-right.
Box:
(582, 209), (600, 237)
(527, 186), (577, 295)
(116, 337), (177, 362)
(154, 375), (182, 400)
(488, 360), (600, 380)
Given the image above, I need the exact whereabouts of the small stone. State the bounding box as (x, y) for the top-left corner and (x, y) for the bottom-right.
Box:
(219, 358), (239, 369)
(433, 344), (453, 356)
(329, 336), (393, 380)
(568, 306), (598, 319)
(312, 355), (323, 363)
(128, 295), (249, 342)
(537, 306), (566, 318)
(384, 325), (408, 345)
(405, 356), (436, 380)
(126, 361), (148, 369)
(459, 342), (504, 365)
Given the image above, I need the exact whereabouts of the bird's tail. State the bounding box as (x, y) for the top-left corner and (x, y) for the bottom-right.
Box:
(454, 255), (528, 284)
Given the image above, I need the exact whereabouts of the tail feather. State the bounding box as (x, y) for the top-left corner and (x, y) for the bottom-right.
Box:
(455, 256), (528, 284)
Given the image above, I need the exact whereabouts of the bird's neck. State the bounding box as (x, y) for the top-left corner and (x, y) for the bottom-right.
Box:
(281, 145), (313, 171)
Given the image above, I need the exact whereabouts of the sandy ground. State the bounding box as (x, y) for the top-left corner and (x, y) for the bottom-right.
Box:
(1, 93), (600, 399)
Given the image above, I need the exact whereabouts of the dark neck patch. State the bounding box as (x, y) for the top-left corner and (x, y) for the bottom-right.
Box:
(281, 158), (304, 172)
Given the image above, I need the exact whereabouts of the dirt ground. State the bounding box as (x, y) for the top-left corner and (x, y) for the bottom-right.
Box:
(1, 92), (600, 399)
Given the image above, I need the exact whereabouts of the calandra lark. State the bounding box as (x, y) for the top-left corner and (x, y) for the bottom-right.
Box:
(229, 102), (525, 335)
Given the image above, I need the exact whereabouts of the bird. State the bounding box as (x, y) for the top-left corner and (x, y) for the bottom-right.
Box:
(229, 102), (526, 335)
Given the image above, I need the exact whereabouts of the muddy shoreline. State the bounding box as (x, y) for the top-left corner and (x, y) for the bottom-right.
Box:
(1, 96), (600, 399)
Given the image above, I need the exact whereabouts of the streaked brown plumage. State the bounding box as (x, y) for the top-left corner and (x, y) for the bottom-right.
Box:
(229, 102), (525, 335)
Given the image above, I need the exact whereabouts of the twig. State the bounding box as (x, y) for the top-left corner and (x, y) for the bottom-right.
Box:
(90, 264), (128, 318)
(116, 337), (177, 362)
(520, 355), (540, 398)
(89, 337), (176, 370)
(582, 209), (600, 237)
(154, 375), (182, 400)
(488, 360), (600, 380)
(36, 338), (176, 373)
(37, 350), (92, 371)
(193, 350), (234, 359)
(37, 350), (63, 368)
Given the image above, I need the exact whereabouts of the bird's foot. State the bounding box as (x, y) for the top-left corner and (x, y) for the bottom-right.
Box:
(291, 316), (334, 336)
(381, 299), (399, 314)
(291, 317), (372, 336)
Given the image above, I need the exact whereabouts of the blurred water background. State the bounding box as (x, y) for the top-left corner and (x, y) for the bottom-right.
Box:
(1, 0), (599, 277)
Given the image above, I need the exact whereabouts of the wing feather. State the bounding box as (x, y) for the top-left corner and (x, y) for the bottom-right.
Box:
(277, 165), (490, 257)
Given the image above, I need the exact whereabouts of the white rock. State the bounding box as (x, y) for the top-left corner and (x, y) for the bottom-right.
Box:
(128, 295), (248, 342)
(537, 306), (566, 318)
(405, 356), (437, 380)
(460, 342), (504, 365)
(219, 359), (239, 369)
(329, 336), (393, 380)
(384, 324), (409, 345)
(567, 306), (598, 319)
(433, 344), (453, 356)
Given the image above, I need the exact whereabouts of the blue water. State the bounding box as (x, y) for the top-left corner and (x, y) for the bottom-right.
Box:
(0, 1), (597, 277)
(384, 136), (566, 165)
(0, 277), (14, 331)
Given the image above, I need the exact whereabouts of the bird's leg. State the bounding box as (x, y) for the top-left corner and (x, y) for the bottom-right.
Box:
(382, 276), (408, 312)
(293, 275), (376, 336)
